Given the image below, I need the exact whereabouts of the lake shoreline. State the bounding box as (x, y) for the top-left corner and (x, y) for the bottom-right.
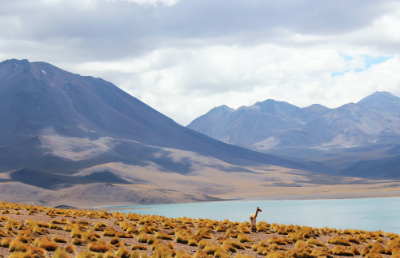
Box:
(99, 196), (400, 233)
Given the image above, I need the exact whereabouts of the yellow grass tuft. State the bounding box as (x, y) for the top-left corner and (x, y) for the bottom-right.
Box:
(306, 238), (323, 246)
(32, 236), (58, 251)
(268, 236), (288, 245)
(194, 249), (207, 258)
(175, 234), (189, 244)
(76, 249), (93, 258)
(131, 244), (148, 250)
(52, 236), (68, 243)
(147, 235), (155, 245)
(351, 245), (361, 255)
(138, 232), (148, 243)
(103, 227), (117, 237)
(266, 251), (286, 258)
(287, 240), (316, 258)
(115, 243), (130, 258)
(328, 234), (351, 246)
(330, 245), (354, 256)
(65, 244), (76, 254)
(387, 239), (400, 254)
(188, 239), (198, 246)
(155, 231), (173, 240)
(53, 247), (72, 258)
(1, 237), (11, 247)
(288, 226), (314, 242)
(347, 236), (361, 244)
(9, 240), (29, 252)
(175, 249), (193, 258)
(237, 233), (252, 243)
(152, 242), (175, 258)
(198, 239), (212, 249)
(89, 239), (113, 253)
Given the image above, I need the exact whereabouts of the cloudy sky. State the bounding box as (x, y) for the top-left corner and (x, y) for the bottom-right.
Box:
(1, 0), (400, 125)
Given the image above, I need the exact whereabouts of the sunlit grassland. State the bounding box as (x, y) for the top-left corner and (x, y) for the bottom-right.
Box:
(0, 201), (398, 258)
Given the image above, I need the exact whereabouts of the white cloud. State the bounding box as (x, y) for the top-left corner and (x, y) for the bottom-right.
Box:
(0, 0), (400, 126)
(69, 44), (400, 125)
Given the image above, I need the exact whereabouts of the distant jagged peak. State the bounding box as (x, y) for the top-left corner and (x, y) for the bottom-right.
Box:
(254, 98), (297, 107)
(208, 105), (235, 114)
(302, 104), (330, 111)
(358, 91), (400, 104)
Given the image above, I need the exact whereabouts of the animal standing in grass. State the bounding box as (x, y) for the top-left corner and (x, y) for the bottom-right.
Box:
(250, 207), (262, 232)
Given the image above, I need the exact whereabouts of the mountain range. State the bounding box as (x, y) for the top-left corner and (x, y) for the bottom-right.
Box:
(187, 91), (400, 177)
(1, 59), (399, 207)
(0, 59), (344, 207)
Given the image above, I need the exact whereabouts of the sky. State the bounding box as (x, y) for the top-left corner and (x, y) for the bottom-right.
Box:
(1, 0), (400, 125)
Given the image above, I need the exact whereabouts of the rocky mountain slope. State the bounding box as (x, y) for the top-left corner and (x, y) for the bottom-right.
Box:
(187, 92), (400, 178)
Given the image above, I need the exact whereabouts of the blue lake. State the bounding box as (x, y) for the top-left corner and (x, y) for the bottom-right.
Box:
(106, 197), (400, 234)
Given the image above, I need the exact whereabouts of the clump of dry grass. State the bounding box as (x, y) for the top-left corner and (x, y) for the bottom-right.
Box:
(286, 240), (316, 258)
(76, 249), (93, 258)
(237, 233), (252, 243)
(306, 238), (323, 246)
(268, 236), (288, 245)
(266, 251), (286, 258)
(53, 247), (72, 258)
(89, 239), (113, 253)
(226, 228), (239, 238)
(32, 236), (58, 251)
(138, 232), (148, 243)
(103, 227), (117, 237)
(351, 245), (361, 255)
(347, 236), (360, 244)
(51, 218), (69, 224)
(9, 239), (29, 252)
(65, 244), (76, 254)
(155, 231), (173, 240)
(386, 238), (400, 254)
(131, 244), (148, 250)
(94, 222), (108, 231)
(288, 226), (314, 242)
(50, 223), (64, 230)
(175, 233), (189, 244)
(72, 236), (84, 246)
(52, 236), (68, 243)
(175, 249), (193, 258)
(196, 227), (212, 239)
(311, 247), (332, 258)
(71, 228), (83, 238)
(194, 249), (207, 258)
(152, 242), (175, 258)
(328, 234), (351, 246)
(188, 239), (198, 246)
(1, 237), (11, 247)
(370, 242), (386, 254)
(256, 221), (271, 233)
(223, 240), (245, 251)
(330, 245), (354, 256)
(115, 242), (130, 258)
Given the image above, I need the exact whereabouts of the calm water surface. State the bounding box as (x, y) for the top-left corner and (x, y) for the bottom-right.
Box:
(106, 198), (400, 233)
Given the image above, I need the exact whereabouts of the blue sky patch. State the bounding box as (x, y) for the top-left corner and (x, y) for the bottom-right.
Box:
(332, 55), (393, 77)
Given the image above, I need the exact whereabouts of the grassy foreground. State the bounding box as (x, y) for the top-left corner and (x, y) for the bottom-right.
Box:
(0, 202), (398, 258)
